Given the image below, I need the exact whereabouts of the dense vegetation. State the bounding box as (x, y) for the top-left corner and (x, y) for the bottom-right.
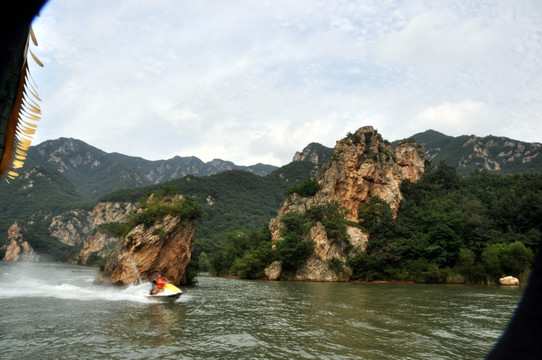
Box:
(99, 165), (318, 271)
(208, 225), (274, 279)
(351, 163), (540, 283)
(210, 163), (541, 283)
(206, 178), (351, 279)
(284, 178), (321, 197)
(122, 192), (202, 234)
(2, 132), (541, 284)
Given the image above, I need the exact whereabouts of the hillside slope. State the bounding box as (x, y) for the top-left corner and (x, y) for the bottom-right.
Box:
(404, 130), (542, 174)
(27, 138), (279, 199)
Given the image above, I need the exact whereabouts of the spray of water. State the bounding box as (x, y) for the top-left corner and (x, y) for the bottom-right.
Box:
(0, 261), (159, 303)
(128, 255), (143, 285)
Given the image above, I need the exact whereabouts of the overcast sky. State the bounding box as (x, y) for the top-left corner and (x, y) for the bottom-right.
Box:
(29, 0), (542, 166)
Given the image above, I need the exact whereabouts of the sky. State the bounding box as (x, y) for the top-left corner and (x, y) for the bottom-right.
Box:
(28, 0), (542, 166)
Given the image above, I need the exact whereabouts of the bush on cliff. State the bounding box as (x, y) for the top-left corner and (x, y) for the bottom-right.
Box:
(306, 201), (350, 247)
(122, 194), (202, 235)
(285, 178), (321, 197)
(275, 212), (314, 275)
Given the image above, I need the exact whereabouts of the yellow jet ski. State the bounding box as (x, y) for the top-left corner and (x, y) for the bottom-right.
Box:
(147, 283), (182, 302)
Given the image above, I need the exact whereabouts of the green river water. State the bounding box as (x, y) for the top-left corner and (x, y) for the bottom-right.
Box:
(0, 261), (523, 359)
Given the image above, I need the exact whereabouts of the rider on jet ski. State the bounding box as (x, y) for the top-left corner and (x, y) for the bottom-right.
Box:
(150, 272), (169, 295)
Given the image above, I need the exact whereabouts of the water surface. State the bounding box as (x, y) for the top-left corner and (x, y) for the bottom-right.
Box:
(0, 261), (522, 359)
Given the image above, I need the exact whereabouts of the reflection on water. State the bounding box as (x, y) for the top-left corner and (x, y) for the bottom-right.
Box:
(0, 262), (523, 359)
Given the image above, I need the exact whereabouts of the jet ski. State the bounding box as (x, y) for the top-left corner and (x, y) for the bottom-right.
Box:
(147, 283), (182, 302)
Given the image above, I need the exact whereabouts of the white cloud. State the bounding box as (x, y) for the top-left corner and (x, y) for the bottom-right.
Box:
(27, 0), (542, 166)
(378, 11), (506, 70)
(414, 100), (499, 137)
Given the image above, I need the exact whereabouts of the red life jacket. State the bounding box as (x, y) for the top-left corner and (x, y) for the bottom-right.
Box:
(155, 276), (167, 288)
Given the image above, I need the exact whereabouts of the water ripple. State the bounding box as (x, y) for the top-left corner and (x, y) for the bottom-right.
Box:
(0, 262), (524, 359)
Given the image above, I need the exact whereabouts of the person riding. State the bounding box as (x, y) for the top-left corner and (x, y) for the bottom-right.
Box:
(150, 272), (169, 295)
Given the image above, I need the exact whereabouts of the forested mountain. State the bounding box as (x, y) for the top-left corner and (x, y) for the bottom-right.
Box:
(0, 142), (323, 261)
(403, 130), (542, 175)
(21, 131), (542, 201)
(295, 131), (542, 176)
(211, 162), (542, 284)
(1, 129), (541, 276)
(196, 128), (542, 284)
(99, 159), (324, 258)
(26, 138), (279, 199)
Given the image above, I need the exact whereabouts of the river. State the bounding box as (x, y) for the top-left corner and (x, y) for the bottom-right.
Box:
(0, 261), (522, 359)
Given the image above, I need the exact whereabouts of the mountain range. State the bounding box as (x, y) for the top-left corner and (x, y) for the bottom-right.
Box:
(405, 130), (542, 175)
(25, 137), (279, 199)
(11, 129), (542, 201)
(0, 127), (540, 261)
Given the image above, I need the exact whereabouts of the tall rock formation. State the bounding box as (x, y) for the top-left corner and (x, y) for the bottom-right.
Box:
(318, 127), (424, 219)
(266, 126), (425, 281)
(98, 194), (198, 286)
(3, 222), (39, 261)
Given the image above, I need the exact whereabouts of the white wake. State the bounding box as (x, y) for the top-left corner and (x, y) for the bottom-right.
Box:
(0, 261), (169, 303)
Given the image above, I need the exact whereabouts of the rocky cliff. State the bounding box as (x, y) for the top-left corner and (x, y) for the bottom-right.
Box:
(1, 200), (135, 263)
(266, 126), (425, 281)
(292, 142), (334, 165)
(48, 201), (136, 263)
(318, 127), (424, 219)
(3, 222), (39, 261)
(98, 195), (198, 286)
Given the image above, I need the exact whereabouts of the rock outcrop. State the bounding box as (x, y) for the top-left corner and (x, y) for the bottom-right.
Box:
(49, 210), (94, 247)
(3, 222), (39, 261)
(318, 126), (425, 220)
(98, 195), (197, 286)
(267, 126), (425, 281)
(79, 231), (119, 265)
(49, 202), (136, 248)
(76, 202), (137, 264)
(499, 276), (520, 286)
(292, 142), (333, 165)
(2, 201), (136, 263)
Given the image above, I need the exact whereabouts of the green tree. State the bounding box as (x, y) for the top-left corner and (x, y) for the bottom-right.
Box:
(454, 248), (484, 283)
(275, 212), (314, 274)
(307, 201), (349, 246)
(431, 161), (460, 190)
(365, 200), (396, 255)
(348, 250), (381, 281)
(198, 252), (211, 272)
(481, 243), (506, 281)
(501, 241), (534, 277)
(358, 196), (391, 231)
(285, 178), (322, 197)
